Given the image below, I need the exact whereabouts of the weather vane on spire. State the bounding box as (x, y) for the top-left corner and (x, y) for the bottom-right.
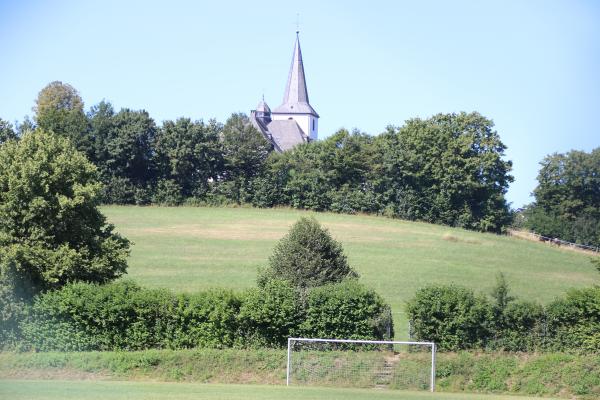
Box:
(296, 13), (300, 34)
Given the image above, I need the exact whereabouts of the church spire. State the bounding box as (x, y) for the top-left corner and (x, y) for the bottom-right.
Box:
(282, 32), (310, 105)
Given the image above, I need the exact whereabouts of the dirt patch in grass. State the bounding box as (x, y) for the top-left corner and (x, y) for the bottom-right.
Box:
(442, 233), (481, 245)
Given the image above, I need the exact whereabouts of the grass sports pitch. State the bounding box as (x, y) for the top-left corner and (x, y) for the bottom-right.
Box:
(0, 380), (562, 400)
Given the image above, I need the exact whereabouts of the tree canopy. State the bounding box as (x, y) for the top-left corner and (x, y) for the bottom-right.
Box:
(9, 81), (519, 234)
(33, 81), (90, 155)
(524, 148), (600, 247)
(0, 129), (130, 298)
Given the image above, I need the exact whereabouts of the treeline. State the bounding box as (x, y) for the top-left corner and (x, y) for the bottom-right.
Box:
(407, 274), (600, 353)
(0, 81), (514, 233)
(516, 148), (600, 248)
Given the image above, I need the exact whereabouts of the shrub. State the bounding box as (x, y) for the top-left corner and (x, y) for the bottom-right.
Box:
(237, 279), (304, 347)
(164, 290), (242, 349)
(152, 179), (183, 206)
(492, 300), (545, 351)
(20, 280), (163, 351)
(20, 281), (243, 351)
(261, 217), (358, 289)
(406, 284), (492, 351)
(301, 280), (393, 340)
(545, 286), (600, 352)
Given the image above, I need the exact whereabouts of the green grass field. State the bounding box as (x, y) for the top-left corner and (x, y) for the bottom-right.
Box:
(0, 380), (561, 400)
(102, 206), (597, 337)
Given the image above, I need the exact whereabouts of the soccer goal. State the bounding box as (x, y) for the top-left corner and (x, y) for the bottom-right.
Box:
(286, 338), (436, 392)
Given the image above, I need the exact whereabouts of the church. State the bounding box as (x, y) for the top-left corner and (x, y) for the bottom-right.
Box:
(250, 33), (319, 152)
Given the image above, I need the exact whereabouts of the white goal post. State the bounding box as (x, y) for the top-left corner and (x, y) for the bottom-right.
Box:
(286, 337), (436, 392)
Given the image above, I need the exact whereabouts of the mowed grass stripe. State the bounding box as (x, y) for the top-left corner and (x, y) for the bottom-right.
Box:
(0, 380), (561, 400)
(102, 206), (596, 337)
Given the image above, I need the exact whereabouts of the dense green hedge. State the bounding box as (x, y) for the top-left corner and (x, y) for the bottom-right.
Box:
(301, 280), (393, 340)
(407, 284), (600, 352)
(12, 279), (392, 351)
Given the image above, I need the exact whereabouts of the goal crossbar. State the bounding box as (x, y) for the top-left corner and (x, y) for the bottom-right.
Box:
(286, 337), (436, 392)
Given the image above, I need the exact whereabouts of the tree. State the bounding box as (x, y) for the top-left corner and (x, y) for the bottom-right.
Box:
(261, 217), (358, 289)
(90, 107), (157, 204)
(0, 118), (18, 144)
(406, 284), (493, 351)
(0, 129), (130, 299)
(220, 113), (271, 202)
(525, 148), (600, 247)
(373, 112), (513, 232)
(154, 118), (223, 197)
(33, 81), (90, 156)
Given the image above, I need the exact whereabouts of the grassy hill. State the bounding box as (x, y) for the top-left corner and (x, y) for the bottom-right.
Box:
(102, 206), (597, 338)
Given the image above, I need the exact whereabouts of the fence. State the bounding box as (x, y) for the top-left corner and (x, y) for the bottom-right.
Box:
(507, 229), (599, 253)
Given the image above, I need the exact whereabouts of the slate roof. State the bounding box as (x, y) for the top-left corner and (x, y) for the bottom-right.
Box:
(266, 119), (308, 151)
(256, 99), (270, 113)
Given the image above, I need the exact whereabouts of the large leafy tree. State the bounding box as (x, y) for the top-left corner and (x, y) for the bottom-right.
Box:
(261, 217), (358, 290)
(106, 108), (156, 186)
(33, 81), (90, 156)
(373, 112), (513, 232)
(0, 129), (130, 298)
(525, 148), (600, 247)
(154, 118), (223, 197)
(220, 113), (271, 202)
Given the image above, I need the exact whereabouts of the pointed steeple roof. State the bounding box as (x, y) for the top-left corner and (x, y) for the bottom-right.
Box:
(273, 33), (319, 117)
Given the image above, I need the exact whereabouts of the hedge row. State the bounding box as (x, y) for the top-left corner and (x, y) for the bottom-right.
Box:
(11, 279), (392, 351)
(407, 284), (600, 352)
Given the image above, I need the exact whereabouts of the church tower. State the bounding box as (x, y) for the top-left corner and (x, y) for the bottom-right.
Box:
(271, 32), (319, 140)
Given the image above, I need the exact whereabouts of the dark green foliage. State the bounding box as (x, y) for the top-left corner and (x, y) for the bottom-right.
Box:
(20, 281), (242, 351)
(524, 148), (600, 247)
(247, 115), (513, 233)
(492, 300), (545, 351)
(30, 81), (515, 233)
(406, 285), (493, 351)
(165, 290), (242, 349)
(545, 286), (600, 352)
(18, 277), (394, 351)
(408, 280), (600, 353)
(152, 179), (184, 206)
(238, 279), (304, 347)
(373, 113), (513, 232)
(154, 118), (223, 197)
(301, 280), (394, 340)
(220, 113), (272, 203)
(0, 130), (130, 296)
(262, 217), (358, 290)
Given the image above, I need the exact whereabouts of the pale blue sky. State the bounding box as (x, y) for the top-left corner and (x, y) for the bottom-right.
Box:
(0, 0), (598, 207)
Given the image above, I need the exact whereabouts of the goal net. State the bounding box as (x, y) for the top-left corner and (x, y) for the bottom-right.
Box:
(286, 338), (436, 392)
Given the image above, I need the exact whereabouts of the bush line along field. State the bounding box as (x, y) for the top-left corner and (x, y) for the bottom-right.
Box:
(1, 349), (598, 398)
(102, 206), (596, 337)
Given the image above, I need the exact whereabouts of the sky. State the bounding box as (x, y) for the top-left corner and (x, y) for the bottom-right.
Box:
(0, 0), (598, 208)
